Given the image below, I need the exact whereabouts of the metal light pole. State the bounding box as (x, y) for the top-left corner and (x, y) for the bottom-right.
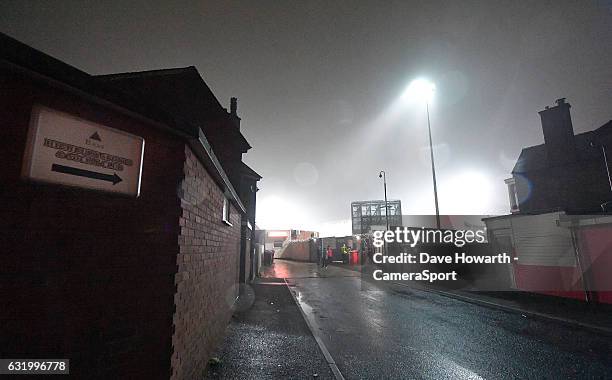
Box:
(379, 170), (389, 231)
(405, 79), (440, 229)
(589, 141), (612, 212)
(379, 170), (390, 258)
(426, 102), (441, 229)
(600, 144), (612, 192)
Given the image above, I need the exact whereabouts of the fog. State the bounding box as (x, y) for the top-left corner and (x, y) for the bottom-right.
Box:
(2, 0), (611, 235)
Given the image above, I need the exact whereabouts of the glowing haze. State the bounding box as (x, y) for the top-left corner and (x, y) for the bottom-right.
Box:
(2, 1), (610, 236)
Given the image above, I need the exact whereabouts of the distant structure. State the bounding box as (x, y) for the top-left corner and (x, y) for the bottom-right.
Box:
(351, 200), (402, 234)
(507, 98), (612, 214)
(263, 229), (319, 252)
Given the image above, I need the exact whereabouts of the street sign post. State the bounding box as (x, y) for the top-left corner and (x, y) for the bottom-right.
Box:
(21, 105), (145, 197)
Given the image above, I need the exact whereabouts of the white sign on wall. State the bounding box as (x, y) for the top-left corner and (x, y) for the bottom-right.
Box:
(21, 105), (145, 197)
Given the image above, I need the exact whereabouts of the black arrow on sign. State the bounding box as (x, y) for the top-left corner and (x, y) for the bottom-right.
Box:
(51, 164), (122, 185)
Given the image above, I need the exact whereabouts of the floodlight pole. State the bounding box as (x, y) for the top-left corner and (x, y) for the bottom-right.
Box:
(601, 145), (612, 192)
(426, 102), (441, 229)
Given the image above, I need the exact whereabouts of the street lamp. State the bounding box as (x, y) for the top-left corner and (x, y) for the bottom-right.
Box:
(379, 170), (389, 257)
(404, 78), (440, 229)
(379, 171), (389, 231)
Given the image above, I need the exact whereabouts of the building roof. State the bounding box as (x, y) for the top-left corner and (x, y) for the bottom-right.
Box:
(241, 162), (262, 180)
(513, 120), (612, 173)
(95, 67), (252, 152)
(0, 32), (247, 213)
(95, 67), (224, 124)
(0, 32), (200, 139)
(351, 200), (402, 204)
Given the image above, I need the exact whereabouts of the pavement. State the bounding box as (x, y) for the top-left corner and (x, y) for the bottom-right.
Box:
(208, 260), (612, 379)
(204, 277), (334, 379)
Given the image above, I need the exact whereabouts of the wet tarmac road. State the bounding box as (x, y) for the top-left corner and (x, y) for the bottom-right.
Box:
(272, 260), (612, 380)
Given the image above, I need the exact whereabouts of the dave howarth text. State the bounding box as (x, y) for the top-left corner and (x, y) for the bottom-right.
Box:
(373, 252), (512, 264)
(370, 252), (512, 282)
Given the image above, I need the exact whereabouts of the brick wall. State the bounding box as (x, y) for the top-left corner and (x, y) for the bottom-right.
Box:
(276, 240), (315, 262)
(172, 146), (242, 379)
(0, 74), (185, 378)
(1, 73), (243, 379)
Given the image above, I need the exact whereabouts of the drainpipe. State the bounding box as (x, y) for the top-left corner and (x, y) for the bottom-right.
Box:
(565, 218), (594, 304)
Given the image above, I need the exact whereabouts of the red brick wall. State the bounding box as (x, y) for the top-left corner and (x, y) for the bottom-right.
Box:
(1, 74), (243, 379)
(171, 146), (242, 379)
(0, 74), (184, 378)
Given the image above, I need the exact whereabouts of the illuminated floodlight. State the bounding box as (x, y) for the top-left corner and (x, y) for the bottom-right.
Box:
(401, 78), (436, 103)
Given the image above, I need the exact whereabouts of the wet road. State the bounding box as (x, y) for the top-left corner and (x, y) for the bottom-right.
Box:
(269, 260), (612, 380)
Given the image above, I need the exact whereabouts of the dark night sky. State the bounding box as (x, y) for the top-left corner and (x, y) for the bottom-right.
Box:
(2, 1), (611, 235)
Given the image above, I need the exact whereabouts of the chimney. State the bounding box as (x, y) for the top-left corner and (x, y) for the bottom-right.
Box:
(230, 97), (238, 116)
(539, 98), (576, 165)
(229, 97), (241, 130)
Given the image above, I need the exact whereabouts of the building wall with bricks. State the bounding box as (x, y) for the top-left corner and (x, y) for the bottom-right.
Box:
(1, 55), (244, 378)
(171, 145), (242, 379)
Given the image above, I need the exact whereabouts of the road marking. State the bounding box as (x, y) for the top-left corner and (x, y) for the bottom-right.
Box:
(283, 278), (346, 380)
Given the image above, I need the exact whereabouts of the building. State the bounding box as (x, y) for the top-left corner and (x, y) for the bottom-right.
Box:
(0, 32), (258, 379)
(95, 68), (262, 283)
(506, 98), (612, 214)
(239, 163), (262, 281)
(351, 200), (402, 234)
(258, 229), (319, 262)
(485, 98), (612, 304)
(263, 229), (319, 252)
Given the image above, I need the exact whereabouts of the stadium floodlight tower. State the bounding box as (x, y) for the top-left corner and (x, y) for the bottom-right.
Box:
(402, 78), (440, 229)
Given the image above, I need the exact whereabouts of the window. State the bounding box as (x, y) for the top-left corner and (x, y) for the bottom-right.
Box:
(222, 197), (232, 225)
(273, 240), (283, 248)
